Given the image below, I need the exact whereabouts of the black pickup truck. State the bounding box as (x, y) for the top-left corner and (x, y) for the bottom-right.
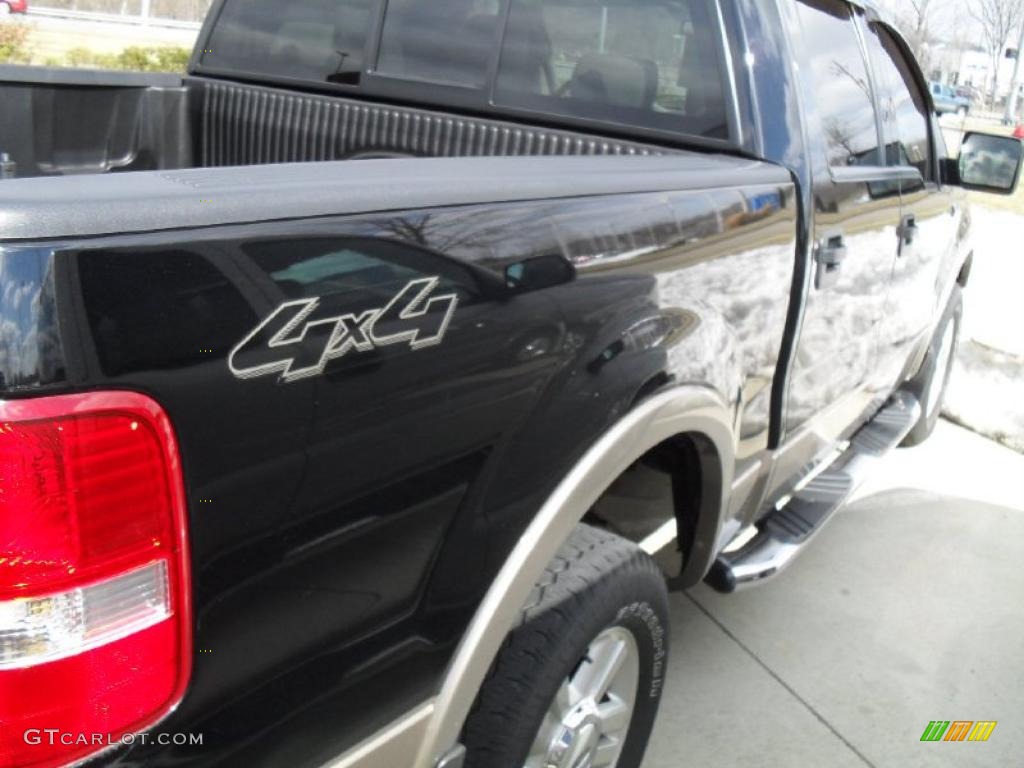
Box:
(0, 1), (1021, 767)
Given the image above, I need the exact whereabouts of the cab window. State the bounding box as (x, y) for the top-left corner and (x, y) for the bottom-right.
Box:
(864, 25), (932, 180)
(202, 0), (374, 84)
(200, 0), (732, 142)
(794, 0), (880, 168)
(492, 0), (729, 139)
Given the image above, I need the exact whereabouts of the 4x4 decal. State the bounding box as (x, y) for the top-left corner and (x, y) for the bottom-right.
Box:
(229, 277), (459, 383)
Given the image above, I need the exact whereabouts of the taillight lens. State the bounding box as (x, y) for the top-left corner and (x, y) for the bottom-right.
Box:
(0, 392), (192, 768)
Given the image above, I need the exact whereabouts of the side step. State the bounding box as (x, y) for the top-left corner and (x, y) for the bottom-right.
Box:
(706, 391), (921, 593)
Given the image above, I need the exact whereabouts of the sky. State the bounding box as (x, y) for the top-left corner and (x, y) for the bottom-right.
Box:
(874, 0), (987, 46)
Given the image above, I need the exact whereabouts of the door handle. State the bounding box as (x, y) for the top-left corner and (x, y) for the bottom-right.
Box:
(898, 214), (917, 253)
(814, 231), (847, 289)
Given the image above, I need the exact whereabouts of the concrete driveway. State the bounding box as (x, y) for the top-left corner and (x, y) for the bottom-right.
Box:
(645, 420), (1024, 768)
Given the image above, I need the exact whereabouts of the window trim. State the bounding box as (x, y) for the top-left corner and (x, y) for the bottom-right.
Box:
(189, 0), (746, 152)
(830, 164), (921, 185)
(848, 5), (885, 169)
(714, 0), (745, 149)
(794, 0), (884, 177)
(857, 15), (938, 184)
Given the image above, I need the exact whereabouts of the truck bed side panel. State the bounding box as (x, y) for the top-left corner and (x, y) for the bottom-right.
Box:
(0, 155), (794, 766)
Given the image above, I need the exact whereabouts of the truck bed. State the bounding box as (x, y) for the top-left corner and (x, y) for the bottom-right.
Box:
(0, 66), (666, 180)
(0, 138), (796, 766)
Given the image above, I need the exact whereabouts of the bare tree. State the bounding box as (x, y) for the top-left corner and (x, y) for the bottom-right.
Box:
(947, 4), (979, 74)
(876, 0), (946, 73)
(1005, 20), (1024, 120)
(904, 0), (938, 74)
(972, 0), (1024, 107)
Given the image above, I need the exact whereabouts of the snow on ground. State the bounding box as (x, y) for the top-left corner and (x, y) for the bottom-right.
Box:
(942, 205), (1024, 452)
(945, 341), (1024, 453)
(961, 207), (1024, 357)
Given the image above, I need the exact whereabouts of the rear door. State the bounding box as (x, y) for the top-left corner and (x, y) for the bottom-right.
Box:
(781, 0), (904, 456)
(862, 21), (961, 392)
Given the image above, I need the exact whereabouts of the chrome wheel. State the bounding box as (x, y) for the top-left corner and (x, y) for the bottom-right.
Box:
(925, 319), (955, 417)
(524, 626), (640, 768)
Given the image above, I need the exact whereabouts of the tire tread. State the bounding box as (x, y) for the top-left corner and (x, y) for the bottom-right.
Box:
(463, 524), (666, 768)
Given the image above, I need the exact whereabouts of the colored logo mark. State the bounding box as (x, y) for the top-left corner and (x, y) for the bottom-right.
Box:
(920, 721), (996, 742)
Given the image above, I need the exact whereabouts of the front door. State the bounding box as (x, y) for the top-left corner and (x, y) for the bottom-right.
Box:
(862, 21), (962, 394)
(781, 0), (905, 462)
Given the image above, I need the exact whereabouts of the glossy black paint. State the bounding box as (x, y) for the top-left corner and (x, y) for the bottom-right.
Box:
(753, 0), (970, 510)
(0, 183), (794, 765)
(0, 250), (65, 390)
(0, 0), (973, 765)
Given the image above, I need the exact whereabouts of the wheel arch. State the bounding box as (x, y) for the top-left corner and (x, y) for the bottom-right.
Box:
(412, 385), (735, 768)
(670, 428), (730, 587)
(957, 250), (973, 287)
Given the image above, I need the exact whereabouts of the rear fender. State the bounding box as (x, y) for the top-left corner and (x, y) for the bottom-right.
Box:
(413, 385), (733, 768)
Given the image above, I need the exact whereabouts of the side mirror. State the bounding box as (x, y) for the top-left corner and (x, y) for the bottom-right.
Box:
(505, 254), (575, 293)
(956, 131), (1023, 194)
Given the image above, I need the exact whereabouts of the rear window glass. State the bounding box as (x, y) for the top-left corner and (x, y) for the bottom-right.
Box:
(201, 0), (729, 140)
(494, 0), (728, 138)
(202, 0), (374, 84)
(377, 0), (501, 87)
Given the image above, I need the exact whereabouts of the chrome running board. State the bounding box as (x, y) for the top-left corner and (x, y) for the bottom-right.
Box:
(706, 391), (921, 593)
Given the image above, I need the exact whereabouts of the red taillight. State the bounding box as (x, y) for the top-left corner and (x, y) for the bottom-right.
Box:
(0, 392), (191, 768)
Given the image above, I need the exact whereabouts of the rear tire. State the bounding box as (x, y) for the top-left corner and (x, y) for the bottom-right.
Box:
(901, 285), (962, 446)
(463, 524), (669, 768)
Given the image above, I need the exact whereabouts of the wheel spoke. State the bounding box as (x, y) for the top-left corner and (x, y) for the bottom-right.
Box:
(591, 736), (622, 767)
(554, 678), (575, 716)
(596, 694), (631, 735)
(522, 627), (641, 768)
(525, 709), (561, 767)
(573, 634), (628, 701)
(524, 680), (573, 768)
(524, 735), (552, 766)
